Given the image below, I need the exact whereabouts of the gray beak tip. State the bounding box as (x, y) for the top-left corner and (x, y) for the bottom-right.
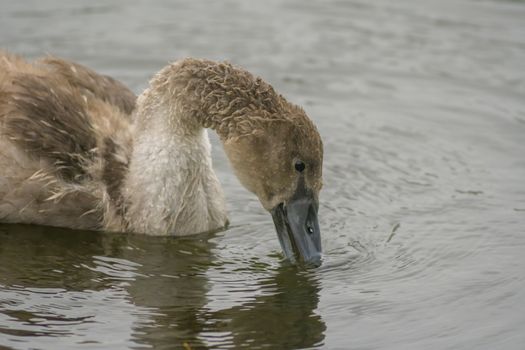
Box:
(305, 253), (323, 268)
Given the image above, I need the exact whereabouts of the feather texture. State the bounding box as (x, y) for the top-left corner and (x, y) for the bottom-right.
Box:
(0, 52), (323, 236)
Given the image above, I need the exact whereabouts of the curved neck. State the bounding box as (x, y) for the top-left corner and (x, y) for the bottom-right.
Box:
(121, 83), (228, 236)
(143, 58), (285, 140)
(120, 58), (287, 235)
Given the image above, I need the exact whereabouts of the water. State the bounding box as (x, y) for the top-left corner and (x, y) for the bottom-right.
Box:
(1, 0), (525, 348)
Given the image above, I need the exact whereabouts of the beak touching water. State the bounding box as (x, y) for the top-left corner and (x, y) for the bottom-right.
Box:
(271, 183), (322, 267)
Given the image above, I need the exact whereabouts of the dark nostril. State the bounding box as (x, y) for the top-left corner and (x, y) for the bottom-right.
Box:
(295, 160), (305, 172)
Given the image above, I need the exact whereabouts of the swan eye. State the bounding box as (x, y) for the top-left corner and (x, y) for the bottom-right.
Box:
(294, 160), (305, 173)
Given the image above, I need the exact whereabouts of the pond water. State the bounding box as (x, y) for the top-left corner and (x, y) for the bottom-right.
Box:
(1, 0), (525, 349)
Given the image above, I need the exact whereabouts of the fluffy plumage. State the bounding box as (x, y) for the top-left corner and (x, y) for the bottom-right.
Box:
(0, 52), (134, 230)
(0, 52), (323, 236)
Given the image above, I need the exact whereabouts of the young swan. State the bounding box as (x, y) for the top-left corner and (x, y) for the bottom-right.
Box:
(0, 53), (323, 265)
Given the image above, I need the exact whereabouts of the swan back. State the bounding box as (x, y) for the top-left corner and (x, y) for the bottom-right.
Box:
(0, 52), (135, 229)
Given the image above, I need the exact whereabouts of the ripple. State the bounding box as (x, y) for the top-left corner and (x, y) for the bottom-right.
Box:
(2, 0), (525, 348)
(0, 284), (155, 349)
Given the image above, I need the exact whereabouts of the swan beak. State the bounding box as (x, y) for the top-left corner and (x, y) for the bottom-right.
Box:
(271, 195), (322, 267)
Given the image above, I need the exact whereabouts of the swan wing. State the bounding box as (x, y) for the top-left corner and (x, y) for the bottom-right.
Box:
(0, 52), (133, 229)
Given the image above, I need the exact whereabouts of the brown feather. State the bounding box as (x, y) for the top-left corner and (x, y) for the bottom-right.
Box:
(0, 51), (135, 230)
(40, 57), (136, 115)
(2, 73), (97, 181)
(150, 58), (320, 145)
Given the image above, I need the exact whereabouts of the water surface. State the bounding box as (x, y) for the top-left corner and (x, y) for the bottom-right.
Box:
(1, 0), (525, 349)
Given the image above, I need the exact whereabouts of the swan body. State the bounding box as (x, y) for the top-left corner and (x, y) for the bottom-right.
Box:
(0, 52), (324, 264)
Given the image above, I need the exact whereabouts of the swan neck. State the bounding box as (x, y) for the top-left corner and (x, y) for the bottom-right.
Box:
(144, 58), (285, 140)
(122, 89), (228, 235)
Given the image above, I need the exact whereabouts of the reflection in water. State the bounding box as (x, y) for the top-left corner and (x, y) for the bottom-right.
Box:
(122, 233), (217, 349)
(207, 266), (325, 349)
(0, 224), (216, 348)
(0, 224), (325, 349)
(0, 224), (112, 291)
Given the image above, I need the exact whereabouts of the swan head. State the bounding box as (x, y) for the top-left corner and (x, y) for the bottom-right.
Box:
(163, 58), (324, 265)
(223, 110), (323, 267)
